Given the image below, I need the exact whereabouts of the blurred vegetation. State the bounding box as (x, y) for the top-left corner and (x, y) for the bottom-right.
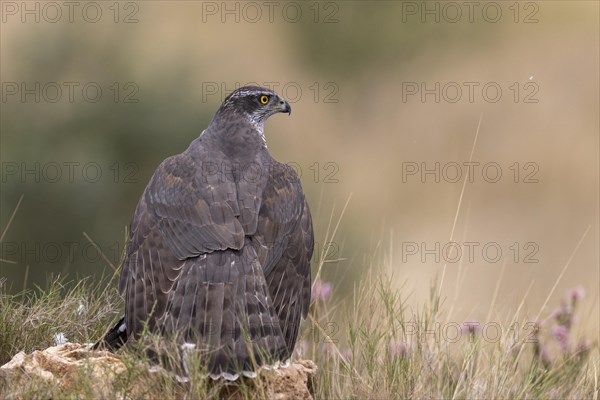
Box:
(0, 1), (598, 339)
(292, 2), (496, 77)
(0, 250), (596, 398)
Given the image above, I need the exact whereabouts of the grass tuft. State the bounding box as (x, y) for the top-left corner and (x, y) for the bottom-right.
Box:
(0, 259), (597, 399)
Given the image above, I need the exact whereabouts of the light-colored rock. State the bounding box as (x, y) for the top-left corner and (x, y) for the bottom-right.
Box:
(0, 343), (125, 399)
(0, 343), (317, 399)
(245, 359), (317, 400)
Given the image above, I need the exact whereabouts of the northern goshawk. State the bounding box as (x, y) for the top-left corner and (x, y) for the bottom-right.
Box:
(95, 86), (313, 380)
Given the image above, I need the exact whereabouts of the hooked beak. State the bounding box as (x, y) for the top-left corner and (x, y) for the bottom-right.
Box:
(275, 99), (291, 115)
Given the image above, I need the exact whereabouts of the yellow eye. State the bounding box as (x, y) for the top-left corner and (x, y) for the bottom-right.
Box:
(260, 95), (269, 105)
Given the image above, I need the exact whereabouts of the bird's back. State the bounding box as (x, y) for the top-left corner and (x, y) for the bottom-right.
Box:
(100, 86), (313, 379)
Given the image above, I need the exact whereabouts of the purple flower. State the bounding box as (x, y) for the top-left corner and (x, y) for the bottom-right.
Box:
(551, 303), (573, 329)
(575, 339), (592, 355)
(341, 348), (353, 362)
(567, 286), (585, 305)
(461, 321), (481, 339)
(312, 280), (332, 302)
(390, 339), (409, 358)
(549, 307), (563, 320)
(551, 325), (570, 354)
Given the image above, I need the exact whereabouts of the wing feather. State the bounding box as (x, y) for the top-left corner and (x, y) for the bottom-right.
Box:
(148, 149), (245, 259)
(255, 163), (314, 358)
(114, 132), (312, 377)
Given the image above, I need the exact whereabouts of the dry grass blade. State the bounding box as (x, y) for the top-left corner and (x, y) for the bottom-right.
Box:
(1, 193), (24, 242)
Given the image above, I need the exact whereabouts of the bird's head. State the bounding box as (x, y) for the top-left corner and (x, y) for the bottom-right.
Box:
(218, 86), (291, 126)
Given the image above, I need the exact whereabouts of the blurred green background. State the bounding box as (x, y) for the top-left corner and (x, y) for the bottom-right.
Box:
(1, 2), (598, 334)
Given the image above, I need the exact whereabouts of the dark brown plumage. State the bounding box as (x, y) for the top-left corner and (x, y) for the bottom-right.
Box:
(96, 86), (313, 380)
